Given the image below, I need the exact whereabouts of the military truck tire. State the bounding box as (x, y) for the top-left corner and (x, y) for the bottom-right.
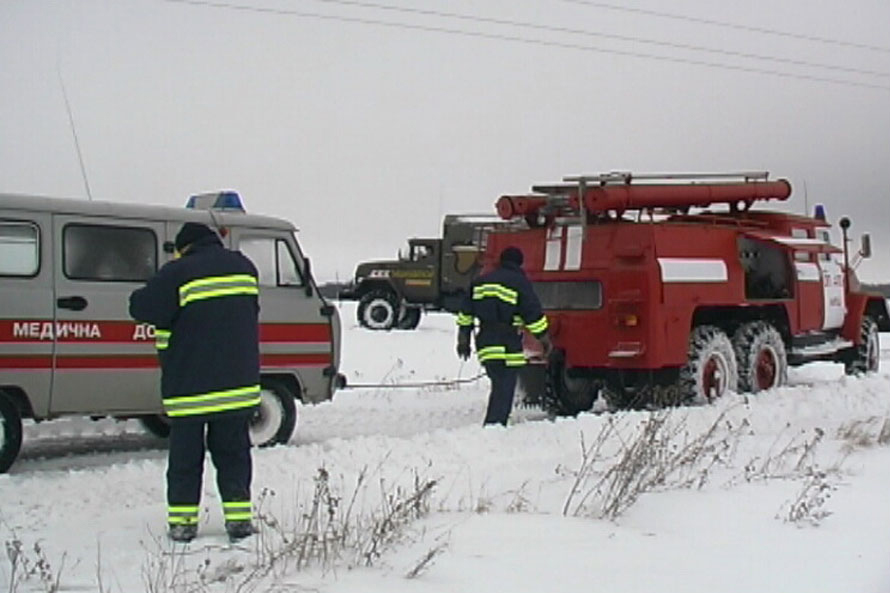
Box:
(397, 306), (422, 330)
(0, 390), (23, 474)
(679, 325), (738, 404)
(138, 414), (171, 439)
(251, 381), (297, 447)
(358, 290), (399, 330)
(732, 321), (787, 393)
(844, 316), (880, 375)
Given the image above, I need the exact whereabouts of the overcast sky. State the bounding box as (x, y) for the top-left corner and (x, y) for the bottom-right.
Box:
(2, 0), (889, 282)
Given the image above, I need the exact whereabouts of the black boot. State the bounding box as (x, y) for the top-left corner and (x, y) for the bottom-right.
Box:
(168, 524), (198, 543)
(226, 520), (257, 542)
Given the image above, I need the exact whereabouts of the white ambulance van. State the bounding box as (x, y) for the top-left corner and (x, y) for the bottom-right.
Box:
(0, 191), (343, 473)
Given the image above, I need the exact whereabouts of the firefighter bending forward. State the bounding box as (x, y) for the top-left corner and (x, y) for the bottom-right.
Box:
(456, 246), (552, 426)
(130, 222), (261, 543)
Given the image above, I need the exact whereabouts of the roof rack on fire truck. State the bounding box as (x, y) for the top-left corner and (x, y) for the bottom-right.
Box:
(496, 170), (792, 224)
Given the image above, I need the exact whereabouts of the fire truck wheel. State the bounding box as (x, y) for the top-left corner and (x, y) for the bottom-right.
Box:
(0, 390), (23, 474)
(397, 306), (422, 330)
(680, 325), (738, 404)
(844, 316), (880, 375)
(357, 290), (399, 331)
(251, 381), (297, 447)
(552, 366), (598, 415)
(138, 414), (171, 439)
(732, 321), (787, 393)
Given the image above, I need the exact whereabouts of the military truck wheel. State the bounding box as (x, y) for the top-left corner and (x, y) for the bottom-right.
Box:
(358, 290), (399, 330)
(844, 316), (880, 375)
(138, 414), (171, 438)
(679, 325), (738, 404)
(733, 321), (787, 393)
(397, 306), (422, 330)
(0, 390), (23, 474)
(251, 381), (297, 447)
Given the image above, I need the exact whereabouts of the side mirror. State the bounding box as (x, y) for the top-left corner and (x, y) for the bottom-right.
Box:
(163, 241), (176, 254)
(304, 257), (314, 297)
(860, 233), (872, 259)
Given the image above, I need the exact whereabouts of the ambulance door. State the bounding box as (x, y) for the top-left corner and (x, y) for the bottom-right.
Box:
(232, 228), (336, 403)
(50, 215), (166, 414)
(0, 212), (54, 417)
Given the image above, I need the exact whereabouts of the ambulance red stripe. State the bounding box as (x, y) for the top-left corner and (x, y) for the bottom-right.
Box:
(0, 320), (332, 344)
(0, 352), (331, 370)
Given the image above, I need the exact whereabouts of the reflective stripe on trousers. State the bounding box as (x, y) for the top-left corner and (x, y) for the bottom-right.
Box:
(223, 500), (252, 522)
(163, 384), (261, 417)
(168, 504), (199, 525)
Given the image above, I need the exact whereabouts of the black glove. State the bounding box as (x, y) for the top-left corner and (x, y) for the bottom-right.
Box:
(457, 332), (471, 360)
(538, 333), (553, 358)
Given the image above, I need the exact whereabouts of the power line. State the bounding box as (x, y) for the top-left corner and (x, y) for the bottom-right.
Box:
(558, 0), (890, 55)
(159, 0), (890, 91)
(307, 0), (890, 79)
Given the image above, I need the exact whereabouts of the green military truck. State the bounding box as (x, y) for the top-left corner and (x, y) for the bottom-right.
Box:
(341, 215), (506, 330)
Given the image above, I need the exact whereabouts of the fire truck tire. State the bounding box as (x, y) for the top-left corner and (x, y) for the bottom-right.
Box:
(0, 390), (23, 474)
(358, 290), (399, 331)
(138, 414), (171, 439)
(732, 321), (787, 393)
(844, 316), (880, 375)
(551, 364), (598, 415)
(251, 381), (297, 447)
(679, 325), (738, 404)
(397, 306), (422, 330)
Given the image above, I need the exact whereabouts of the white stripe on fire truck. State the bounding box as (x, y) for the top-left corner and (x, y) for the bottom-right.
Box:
(657, 258), (728, 283)
(544, 226), (563, 271)
(564, 226), (582, 271)
(794, 262), (822, 282)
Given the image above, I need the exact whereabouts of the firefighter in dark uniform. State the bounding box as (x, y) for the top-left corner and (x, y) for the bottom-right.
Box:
(456, 246), (552, 426)
(129, 222), (261, 543)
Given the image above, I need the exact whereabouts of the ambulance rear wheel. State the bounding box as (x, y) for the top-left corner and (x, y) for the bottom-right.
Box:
(138, 414), (171, 439)
(679, 325), (738, 404)
(733, 321), (787, 393)
(358, 290), (398, 330)
(0, 390), (23, 474)
(251, 381), (297, 447)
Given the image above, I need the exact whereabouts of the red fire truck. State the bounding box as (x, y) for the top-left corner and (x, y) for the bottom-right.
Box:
(486, 171), (888, 414)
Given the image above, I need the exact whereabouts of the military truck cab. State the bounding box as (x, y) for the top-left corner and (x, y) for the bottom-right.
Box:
(0, 191), (343, 473)
(343, 214), (506, 330)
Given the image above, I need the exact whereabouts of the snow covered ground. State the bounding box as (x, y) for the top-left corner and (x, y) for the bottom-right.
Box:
(2, 300), (890, 592)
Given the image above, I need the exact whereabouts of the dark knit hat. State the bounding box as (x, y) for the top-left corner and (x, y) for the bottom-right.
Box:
(175, 222), (216, 252)
(499, 246), (524, 266)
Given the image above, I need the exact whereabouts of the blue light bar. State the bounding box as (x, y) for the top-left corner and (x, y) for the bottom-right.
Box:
(186, 191), (246, 211)
(813, 204), (826, 221)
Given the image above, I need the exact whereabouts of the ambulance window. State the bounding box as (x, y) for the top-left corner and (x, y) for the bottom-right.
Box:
(0, 222), (39, 277)
(63, 224), (157, 282)
(239, 236), (304, 287)
(533, 281), (603, 310)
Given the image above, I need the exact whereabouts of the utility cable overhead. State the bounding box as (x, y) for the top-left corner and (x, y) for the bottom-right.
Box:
(558, 0), (890, 55)
(307, 0), (890, 79)
(159, 0), (890, 91)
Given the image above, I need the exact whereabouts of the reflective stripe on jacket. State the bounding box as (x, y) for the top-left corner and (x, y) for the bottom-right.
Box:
(456, 261), (548, 366)
(129, 234), (261, 420)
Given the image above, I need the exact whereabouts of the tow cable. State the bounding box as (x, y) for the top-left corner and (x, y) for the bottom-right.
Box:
(341, 373), (486, 389)
(338, 363), (486, 390)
